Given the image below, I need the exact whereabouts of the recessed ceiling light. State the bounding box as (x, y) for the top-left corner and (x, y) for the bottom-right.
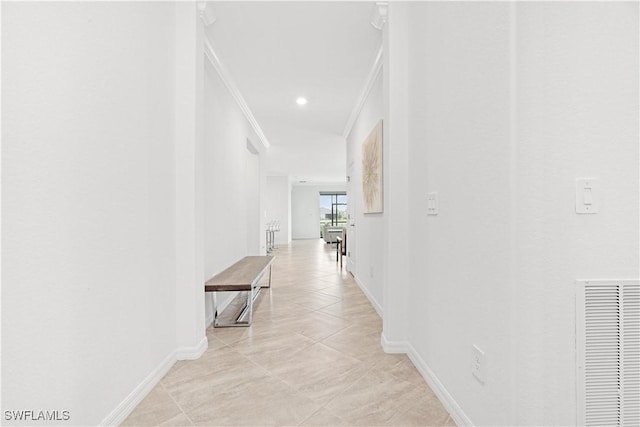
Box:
(296, 97), (308, 106)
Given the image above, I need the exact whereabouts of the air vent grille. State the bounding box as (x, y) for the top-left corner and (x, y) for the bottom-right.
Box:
(577, 280), (640, 427)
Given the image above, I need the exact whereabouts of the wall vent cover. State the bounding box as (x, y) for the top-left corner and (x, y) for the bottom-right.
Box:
(576, 280), (639, 426)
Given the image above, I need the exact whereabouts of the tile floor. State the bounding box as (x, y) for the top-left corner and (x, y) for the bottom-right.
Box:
(123, 239), (454, 426)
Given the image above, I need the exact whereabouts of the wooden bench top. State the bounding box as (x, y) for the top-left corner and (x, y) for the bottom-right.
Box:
(205, 256), (274, 292)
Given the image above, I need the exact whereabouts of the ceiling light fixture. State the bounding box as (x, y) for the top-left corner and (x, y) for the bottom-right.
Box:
(296, 97), (308, 106)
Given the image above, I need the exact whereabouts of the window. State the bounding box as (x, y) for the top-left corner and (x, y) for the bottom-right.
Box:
(319, 192), (347, 233)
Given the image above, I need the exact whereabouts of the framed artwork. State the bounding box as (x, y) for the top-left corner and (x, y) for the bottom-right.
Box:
(362, 119), (383, 213)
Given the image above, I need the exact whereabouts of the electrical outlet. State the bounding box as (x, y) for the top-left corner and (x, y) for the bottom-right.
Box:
(472, 344), (485, 384)
(369, 265), (374, 278)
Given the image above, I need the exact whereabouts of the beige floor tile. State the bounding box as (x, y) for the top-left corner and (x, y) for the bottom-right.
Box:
(230, 328), (316, 371)
(266, 342), (368, 405)
(443, 414), (457, 426)
(317, 300), (383, 329)
(320, 324), (383, 363)
(387, 383), (451, 426)
(385, 355), (429, 385)
(168, 363), (273, 416)
(323, 369), (418, 426)
(202, 332), (229, 350)
(125, 239), (450, 427)
(207, 324), (252, 346)
(161, 346), (265, 393)
(298, 407), (348, 426)
(286, 310), (350, 342)
(315, 285), (370, 301)
(287, 292), (342, 311)
(185, 375), (320, 426)
(158, 412), (194, 426)
(121, 384), (184, 426)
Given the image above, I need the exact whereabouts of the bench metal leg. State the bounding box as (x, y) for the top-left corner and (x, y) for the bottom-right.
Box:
(261, 265), (272, 289)
(213, 292), (225, 328)
(213, 288), (257, 328)
(248, 287), (253, 324)
(213, 270), (268, 328)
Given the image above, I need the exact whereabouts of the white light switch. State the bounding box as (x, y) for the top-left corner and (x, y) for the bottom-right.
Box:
(472, 344), (485, 385)
(576, 178), (598, 214)
(427, 192), (438, 216)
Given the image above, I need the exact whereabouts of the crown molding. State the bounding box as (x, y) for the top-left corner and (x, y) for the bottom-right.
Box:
(342, 44), (383, 139)
(197, 2), (216, 26)
(203, 37), (271, 149)
(370, 2), (388, 30)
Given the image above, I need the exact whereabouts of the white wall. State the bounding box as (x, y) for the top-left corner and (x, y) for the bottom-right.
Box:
(513, 3), (639, 424)
(379, 2), (639, 426)
(1, 2), (268, 424)
(291, 184), (346, 239)
(2, 2), (180, 425)
(266, 176), (292, 244)
(203, 58), (266, 322)
(346, 71), (384, 311)
(406, 3), (512, 425)
(174, 0), (207, 361)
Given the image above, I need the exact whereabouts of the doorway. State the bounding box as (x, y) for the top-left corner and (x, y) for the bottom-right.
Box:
(319, 192), (347, 239)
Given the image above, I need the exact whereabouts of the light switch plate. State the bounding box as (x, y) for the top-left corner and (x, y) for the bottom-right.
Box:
(427, 192), (438, 215)
(472, 344), (485, 384)
(576, 178), (598, 214)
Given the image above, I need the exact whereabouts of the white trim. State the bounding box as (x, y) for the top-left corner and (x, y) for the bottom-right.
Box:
(380, 332), (408, 354)
(197, 2), (216, 26)
(342, 44), (384, 139)
(352, 273), (383, 317)
(203, 37), (270, 149)
(370, 2), (389, 30)
(99, 351), (177, 427)
(575, 278), (639, 284)
(378, 335), (472, 426)
(407, 343), (474, 427)
(100, 334), (209, 425)
(176, 335), (208, 361)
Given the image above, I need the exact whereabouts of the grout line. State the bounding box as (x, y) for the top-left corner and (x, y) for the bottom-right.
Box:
(160, 380), (195, 427)
(318, 363), (373, 411)
(145, 241), (430, 426)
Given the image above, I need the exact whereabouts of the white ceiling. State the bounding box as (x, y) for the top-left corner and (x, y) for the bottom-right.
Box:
(206, 2), (382, 185)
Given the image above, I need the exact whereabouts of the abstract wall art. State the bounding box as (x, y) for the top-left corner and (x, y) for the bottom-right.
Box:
(362, 119), (383, 213)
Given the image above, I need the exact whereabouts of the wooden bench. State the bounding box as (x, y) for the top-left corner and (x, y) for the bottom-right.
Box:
(204, 256), (274, 328)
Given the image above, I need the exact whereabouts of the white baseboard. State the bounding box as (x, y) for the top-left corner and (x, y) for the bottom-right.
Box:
(352, 274), (383, 317)
(99, 351), (176, 426)
(378, 333), (472, 426)
(176, 336), (208, 360)
(380, 332), (409, 354)
(100, 335), (209, 426)
(406, 343), (473, 427)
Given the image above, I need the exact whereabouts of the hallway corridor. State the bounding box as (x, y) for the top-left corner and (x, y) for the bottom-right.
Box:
(123, 240), (453, 426)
